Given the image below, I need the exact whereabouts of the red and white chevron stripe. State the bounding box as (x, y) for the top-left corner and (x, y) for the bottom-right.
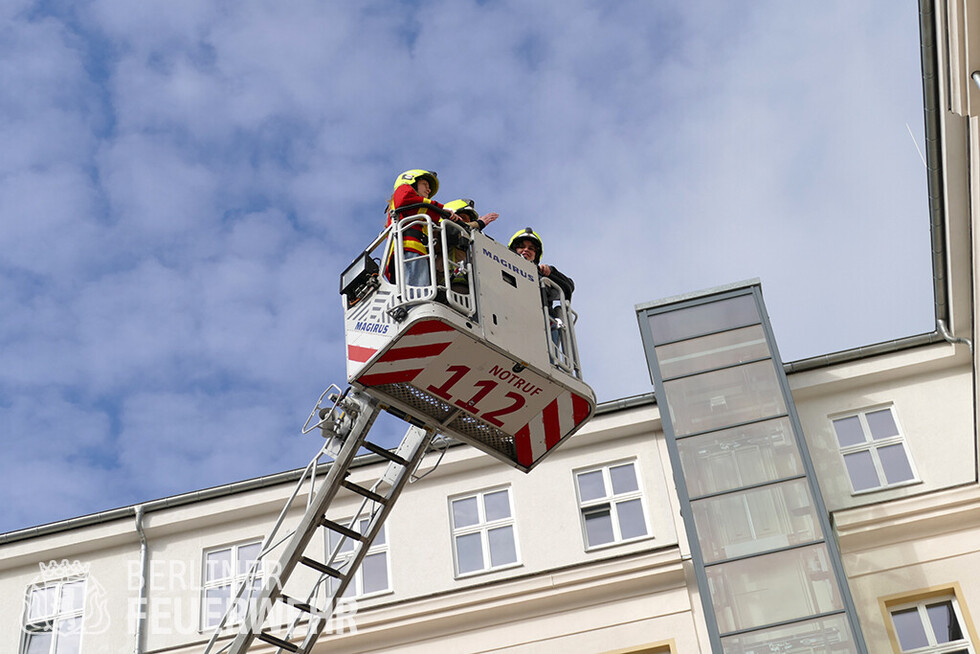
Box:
(514, 390), (592, 468)
(353, 320), (457, 387)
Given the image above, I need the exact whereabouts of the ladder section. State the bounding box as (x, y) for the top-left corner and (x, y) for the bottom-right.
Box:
(203, 388), (435, 654)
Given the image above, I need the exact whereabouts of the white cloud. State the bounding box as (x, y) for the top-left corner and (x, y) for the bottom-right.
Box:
(0, 0), (935, 532)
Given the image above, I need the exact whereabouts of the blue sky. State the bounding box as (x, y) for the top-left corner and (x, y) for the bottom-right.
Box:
(0, 1), (932, 533)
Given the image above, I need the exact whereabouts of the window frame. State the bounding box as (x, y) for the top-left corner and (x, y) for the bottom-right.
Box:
(830, 405), (920, 494)
(201, 539), (264, 630)
(882, 584), (979, 654)
(449, 485), (522, 578)
(20, 577), (87, 654)
(573, 459), (651, 551)
(324, 517), (392, 600)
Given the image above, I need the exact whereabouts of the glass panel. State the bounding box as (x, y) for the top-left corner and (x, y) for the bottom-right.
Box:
(648, 294), (760, 345)
(206, 548), (233, 581)
(483, 490), (511, 522)
(609, 463), (639, 494)
(59, 580), (86, 613)
(56, 616), (83, 654)
(361, 552), (388, 594)
(927, 601), (963, 643)
(24, 631), (53, 654)
(577, 470), (606, 502)
(832, 416), (866, 448)
(656, 324), (770, 379)
(455, 533), (484, 574)
(583, 505), (614, 547)
(678, 418), (803, 497)
(328, 527), (357, 554)
(879, 444), (915, 484)
(204, 585), (231, 627)
(892, 607), (929, 650)
(616, 498), (647, 540)
(843, 451), (880, 491)
(692, 479), (820, 563)
(488, 525), (517, 566)
(707, 543), (844, 633)
(663, 360), (786, 437)
(721, 614), (857, 654)
(452, 497), (480, 528)
(29, 585), (57, 620)
(237, 542), (261, 575)
(866, 409), (899, 439)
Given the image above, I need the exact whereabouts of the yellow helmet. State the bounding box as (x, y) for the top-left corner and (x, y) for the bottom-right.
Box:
(443, 198), (479, 221)
(393, 169), (439, 198)
(509, 227), (543, 263)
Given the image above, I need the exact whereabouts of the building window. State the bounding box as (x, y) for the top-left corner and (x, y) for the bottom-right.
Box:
(575, 461), (649, 549)
(325, 518), (390, 598)
(831, 406), (917, 493)
(202, 541), (262, 629)
(889, 595), (975, 653)
(450, 487), (519, 576)
(21, 579), (85, 654)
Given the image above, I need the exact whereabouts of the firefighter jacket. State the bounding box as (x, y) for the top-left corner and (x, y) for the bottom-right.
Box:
(386, 185), (447, 256)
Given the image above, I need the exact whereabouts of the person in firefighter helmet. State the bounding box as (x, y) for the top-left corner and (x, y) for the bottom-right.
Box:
(442, 199), (500, 292)
(443, 198), (499, 232)
(509, 227), (575, 350)
(508, 227), (544, 265)
(385, 169), (462, 286)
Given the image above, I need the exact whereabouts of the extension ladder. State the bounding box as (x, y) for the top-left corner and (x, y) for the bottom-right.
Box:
(203, 387), (434, 654)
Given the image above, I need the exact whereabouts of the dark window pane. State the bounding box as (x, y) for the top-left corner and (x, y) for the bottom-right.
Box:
(237, 543), (261, 575)
(206, 549), (232, 582)
(663, 360), (786, 437)
(483, 490), (511, 522)
(456, 533), (484, 574)
(926, 601), (963, 643)
(25, 631), (53, 654)
(879, 444), (915, 484)
(29, 586), (57, 620)
(583, 506), (614, 547)
(892, 607), (929, 650)
(866, 409), (899, 439)
(609, 463), (639, 494)
(56, 617), (82, 654)
(648, 294), (760, 344)
(204, 585), (231, 627)
(655, 324), (770, 379)
(843, 451), (880, 491)
(833, 416), (866, 447)
(361, 552), (388, 594)
(616, 499), (647, 540)
(328, 527), (356, 554)
(577, 470), (606, 502)
(452, 497), (479, 528)
(488, 526), (517, 566)
(373, 523), (386, 546)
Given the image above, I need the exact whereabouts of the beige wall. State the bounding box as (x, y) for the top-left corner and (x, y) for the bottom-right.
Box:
(790, 343), (974, 512)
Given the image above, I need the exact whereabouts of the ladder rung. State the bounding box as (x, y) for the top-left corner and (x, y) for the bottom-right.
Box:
(361, 440), (409, 467)
(322, 518), (365, 542)
(280, 594), (314, 614)
(342, 479), (388, 505)
(299, 556), (344, 579)
(257, 631), (299, 652)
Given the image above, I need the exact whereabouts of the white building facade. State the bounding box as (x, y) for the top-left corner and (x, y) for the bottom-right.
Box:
(3, 0), (980, 652)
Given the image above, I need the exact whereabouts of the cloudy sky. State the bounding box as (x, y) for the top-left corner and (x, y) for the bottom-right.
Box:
(1, 1), (933, 533)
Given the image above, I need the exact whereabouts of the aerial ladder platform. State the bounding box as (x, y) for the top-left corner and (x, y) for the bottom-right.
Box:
(204, 212), (596, 653)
